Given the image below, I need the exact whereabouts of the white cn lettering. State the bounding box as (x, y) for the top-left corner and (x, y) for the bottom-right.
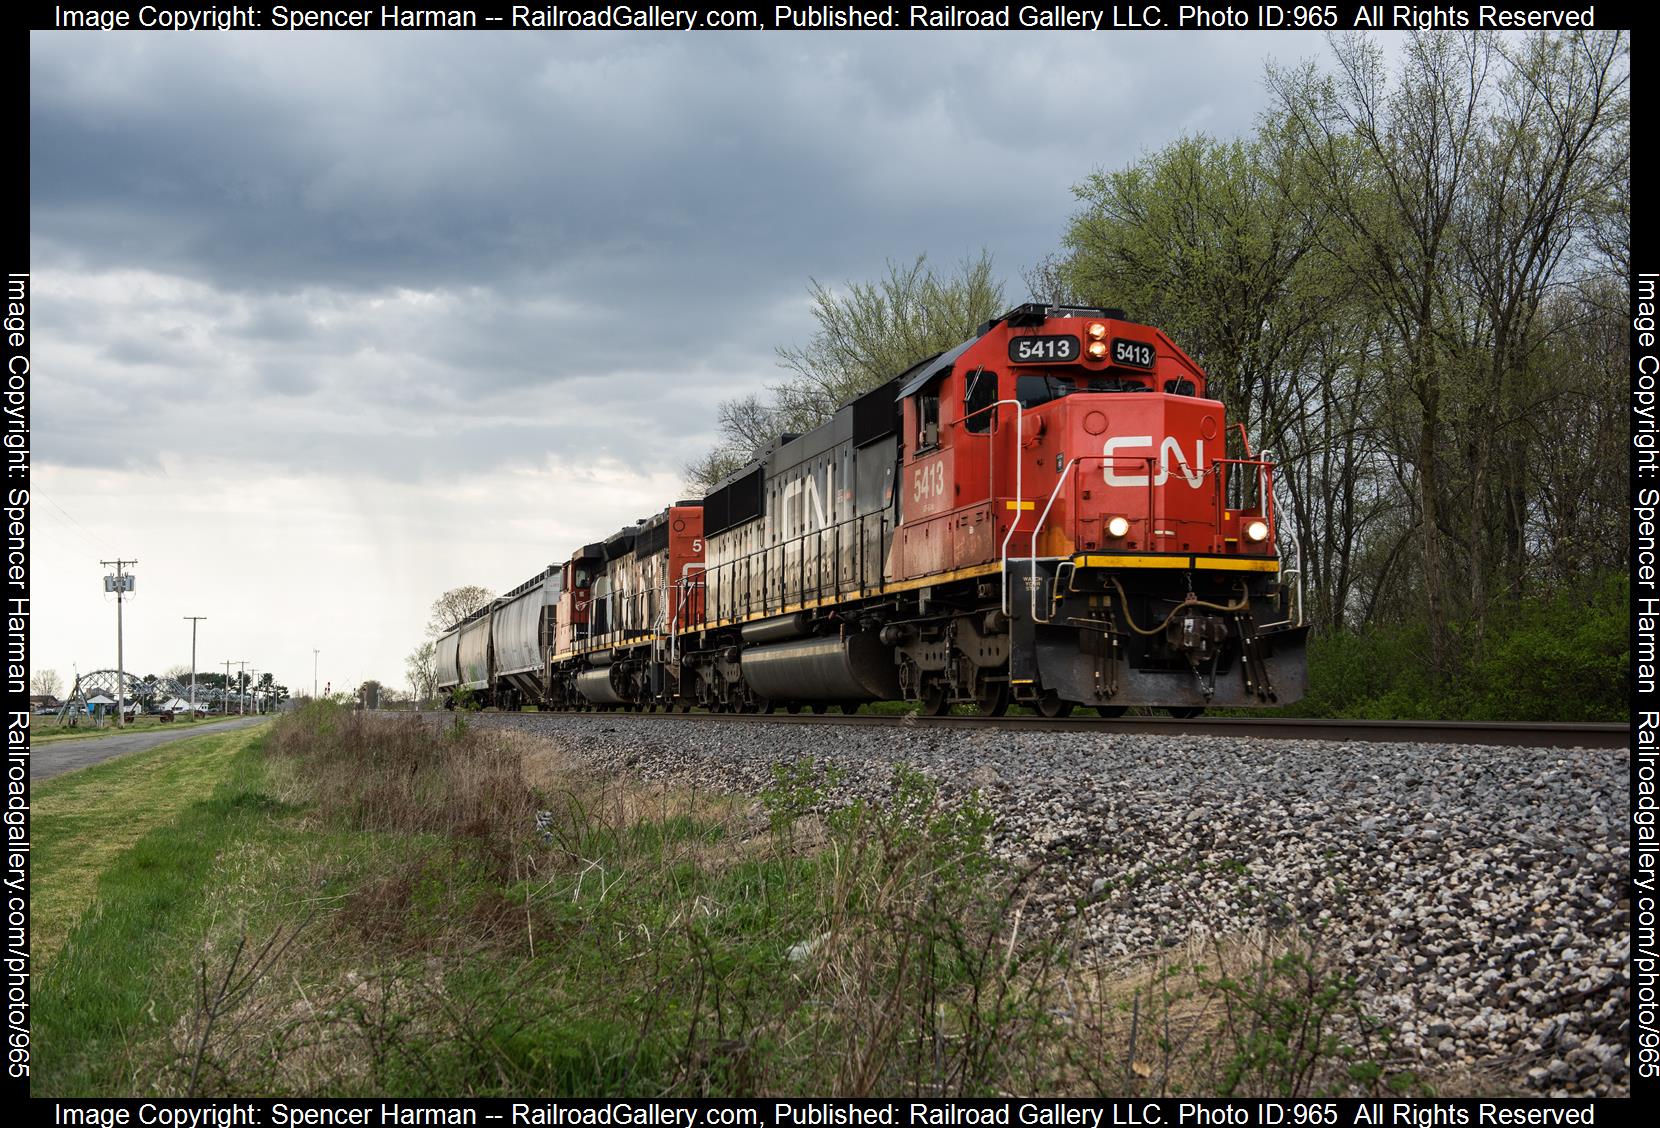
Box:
(806, 463), (833, 531)
(784, 464), (838, 534)
(1102, 436), (1206, 489)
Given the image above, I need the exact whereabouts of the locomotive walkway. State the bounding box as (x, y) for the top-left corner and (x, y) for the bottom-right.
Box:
(31, 714), (269, 781)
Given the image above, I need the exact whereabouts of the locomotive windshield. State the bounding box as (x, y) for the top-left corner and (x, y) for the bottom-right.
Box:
(1015, 372), (1153, 408)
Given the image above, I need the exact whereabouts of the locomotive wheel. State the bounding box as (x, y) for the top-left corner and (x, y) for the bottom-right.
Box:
(920, 684), (950, 717)
(1035, 692), (1074, 719)
(1095, 705), (1127, 718)
(680, 703), (692, 713)
(811, 702), (828, 715)
(1165, 706), (1204, 719)
(976, 683), (1010, 718)
(786, 702), (802, 715)
(759, 699), (775, 714)
(840, 702), (861, 715)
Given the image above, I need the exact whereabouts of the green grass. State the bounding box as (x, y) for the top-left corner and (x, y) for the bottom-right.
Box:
(31, 721), (272, 960)
(32, 728), (285, 1094)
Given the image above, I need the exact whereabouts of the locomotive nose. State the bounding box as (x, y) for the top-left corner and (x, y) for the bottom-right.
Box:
(1056, 393), (1223, 555)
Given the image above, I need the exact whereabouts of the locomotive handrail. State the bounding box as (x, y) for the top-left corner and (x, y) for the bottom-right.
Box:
(685, 509), (889, 633)
(1029, 457), (1079, 625)
(1027, 453), (1157, 625)
(1210, 456), (1275, 532)
(972, 399), (1025, 615)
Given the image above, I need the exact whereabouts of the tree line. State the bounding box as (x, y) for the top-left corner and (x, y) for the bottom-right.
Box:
(30, 666), (291, 706)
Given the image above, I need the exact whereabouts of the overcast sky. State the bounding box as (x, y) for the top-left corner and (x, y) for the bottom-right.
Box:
(30, 28), (1338, 698)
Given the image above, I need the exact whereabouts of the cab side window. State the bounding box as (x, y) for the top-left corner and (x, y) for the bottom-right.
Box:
(916, 390), (940, 452)
(963, 369), (995, 434)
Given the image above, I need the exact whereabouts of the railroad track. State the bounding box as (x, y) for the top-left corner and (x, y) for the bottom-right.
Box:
(454, 710), (1629, 749)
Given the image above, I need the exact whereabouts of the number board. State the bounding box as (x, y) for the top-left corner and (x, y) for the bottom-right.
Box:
(1007, 335), (1080, 364)
(1111, 338), (1157, 369)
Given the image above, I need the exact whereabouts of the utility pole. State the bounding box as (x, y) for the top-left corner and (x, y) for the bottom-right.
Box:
(313, 649), (319, 701)
(249, 667), (259, 715)
(102, 559), (136, 727)
(223, 660), (232, 715)
(183, 616), (206, 720)
(237, 661), (248, 715)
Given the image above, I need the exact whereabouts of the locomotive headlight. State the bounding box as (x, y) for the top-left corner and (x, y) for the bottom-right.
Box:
(1245, 519), (1270, 542)
(1106, 516), (1130, 538)
(1087, 340), (1109, 359)
(1086, 321), (1109, 340)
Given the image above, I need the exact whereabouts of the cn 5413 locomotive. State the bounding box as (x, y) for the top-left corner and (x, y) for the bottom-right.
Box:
(435, 304), (1307, 717)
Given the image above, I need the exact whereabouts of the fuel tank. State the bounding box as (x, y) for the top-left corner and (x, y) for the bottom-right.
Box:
(575, 666), (627, 704)
(740, 632), (902, 702)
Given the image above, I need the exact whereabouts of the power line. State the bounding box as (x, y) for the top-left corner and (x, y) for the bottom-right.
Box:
(40, 490), (113, 552)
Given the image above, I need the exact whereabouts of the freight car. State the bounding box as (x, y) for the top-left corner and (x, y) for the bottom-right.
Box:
(437, 303), (1306, 716)
(434, 564), (560, 710)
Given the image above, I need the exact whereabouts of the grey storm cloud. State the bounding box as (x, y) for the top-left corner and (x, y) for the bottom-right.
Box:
(31, 30), (1326, 483)
(28, 27), (1342, 693)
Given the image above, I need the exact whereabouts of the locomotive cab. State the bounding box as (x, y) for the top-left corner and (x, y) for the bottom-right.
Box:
(554, 543), (602, 654)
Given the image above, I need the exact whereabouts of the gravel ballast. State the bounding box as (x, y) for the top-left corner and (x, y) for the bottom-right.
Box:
(471, 712), (1630, 1095)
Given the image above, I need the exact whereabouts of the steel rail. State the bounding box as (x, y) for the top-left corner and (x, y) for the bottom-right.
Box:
(458, 710), (1631, 749)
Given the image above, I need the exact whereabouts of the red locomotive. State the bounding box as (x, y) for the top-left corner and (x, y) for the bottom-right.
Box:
(436, 304), (1307, 716)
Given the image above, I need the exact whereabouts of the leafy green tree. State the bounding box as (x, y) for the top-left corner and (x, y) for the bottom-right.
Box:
(1059, 127), (1331, 439)
(685, 253), (1003, 492)
(773, 252), (1004, 426)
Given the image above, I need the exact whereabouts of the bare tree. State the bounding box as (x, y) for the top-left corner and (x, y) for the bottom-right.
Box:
(30, 668), (61, 698)
(406, 640), (438, 706)
(1019, 252), (1085, 306)
(1453, 30), (1628, 623)
(1270, 32), (1495, 677)
(426, 585), (494, 637)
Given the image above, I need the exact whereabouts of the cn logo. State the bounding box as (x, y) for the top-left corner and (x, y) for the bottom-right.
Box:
(1102, 436), (1206, 488)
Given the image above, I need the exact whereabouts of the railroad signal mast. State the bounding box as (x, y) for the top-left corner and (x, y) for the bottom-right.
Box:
(102, 559), (136, 727)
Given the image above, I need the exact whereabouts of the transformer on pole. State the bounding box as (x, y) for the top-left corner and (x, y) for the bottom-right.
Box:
(102, 560), (136, 727)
